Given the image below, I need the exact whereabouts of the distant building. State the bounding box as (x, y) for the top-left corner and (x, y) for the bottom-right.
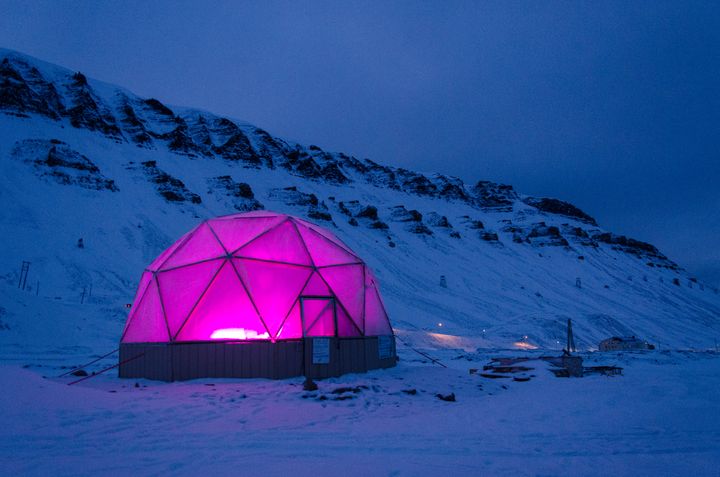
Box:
(599, 336), (655, 351)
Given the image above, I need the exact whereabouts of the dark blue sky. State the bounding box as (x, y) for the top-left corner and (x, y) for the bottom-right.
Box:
(2, 1), (719, 285)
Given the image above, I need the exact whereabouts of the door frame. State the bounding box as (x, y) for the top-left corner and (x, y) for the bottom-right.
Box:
(299, 295), (337, 338)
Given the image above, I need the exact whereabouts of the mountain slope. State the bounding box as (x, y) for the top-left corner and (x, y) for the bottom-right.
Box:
(1, 48), (719, 355)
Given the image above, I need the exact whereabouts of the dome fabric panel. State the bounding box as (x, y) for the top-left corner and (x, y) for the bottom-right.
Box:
(296, 224), (361, 267)
(122, 277), (169, 342)
(147, 230), (192, 271)
(156, 259), (224, 337)
(276, 301), (303, 339)
(295, 217), (357, 255)
(175, 261), (268, 341)
(364, 280), (393, 336)
(318, 264), (365, 332)
(208, 216), (285, 254)
(301, 272), (332, 296)
(234, 258), (313, 338)
(122, 211), (393, 343)
(304, 298), (335, 337)
(235, 219), (313, 266)
(160, 223), (225, 270)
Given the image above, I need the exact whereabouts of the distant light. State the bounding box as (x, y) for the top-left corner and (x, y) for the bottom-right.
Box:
(513, 341), (538, 350)
(438, 322), (443, 327)
(210, 328), (270, 340)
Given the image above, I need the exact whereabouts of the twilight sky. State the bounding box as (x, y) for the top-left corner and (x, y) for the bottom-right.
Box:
(2, 1), (719, 285)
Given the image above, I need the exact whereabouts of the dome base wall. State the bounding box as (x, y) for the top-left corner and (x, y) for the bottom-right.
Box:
(118, 337), (397, 381)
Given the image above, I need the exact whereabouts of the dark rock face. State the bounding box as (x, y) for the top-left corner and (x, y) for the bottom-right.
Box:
(435, 175), (469, 201)
(269, 186), (319, 207)
(481, 232), (500, 242)
(472, 181), (518, 210)
(116, 97), (153, 147)
(141, 160), (201, 204)
(143, 98), (174, 117)
(562, 225), (598, 247)
(593, 232), (677, 269)
(397, 169), (438, 196)
(213, 131), (261, 166)
(208, 175), (263, 212)
(0, 58), (63, 119)
(389, 205), (431, 235)
(390, 205), (423, 223)
(527, 223), (569, 247)
(360, 159), (400, 189)
(268, 186), (333, 222)
(250, 127), (287, 169)
(502, 222), (569, 247)
(524, 197), (598, 226)
(64, 72), (123, 140)
(282, 149), (350, 184)
(425, 212), (452, 228)
(11, 139), (118, 191)
(356, 206), (379, 221)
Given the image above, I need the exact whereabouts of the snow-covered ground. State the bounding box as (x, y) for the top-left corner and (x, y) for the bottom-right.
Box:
(2, 349), (719, 476)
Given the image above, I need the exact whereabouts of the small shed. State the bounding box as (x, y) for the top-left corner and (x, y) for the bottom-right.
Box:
(599, 336), (655, 352)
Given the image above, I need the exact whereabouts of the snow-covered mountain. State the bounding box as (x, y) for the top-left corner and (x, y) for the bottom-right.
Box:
(1, 47), (718, 354)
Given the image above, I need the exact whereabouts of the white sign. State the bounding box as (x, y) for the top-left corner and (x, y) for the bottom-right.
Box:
(378, 336), (393, 359)
(312, 338), (330, 364)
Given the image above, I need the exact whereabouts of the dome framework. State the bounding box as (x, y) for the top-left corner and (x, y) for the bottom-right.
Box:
(119, 211), (396, 381)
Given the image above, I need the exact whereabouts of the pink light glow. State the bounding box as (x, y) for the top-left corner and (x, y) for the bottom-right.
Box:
(210, 328), (270, 340)
(122, 211), (394, 343)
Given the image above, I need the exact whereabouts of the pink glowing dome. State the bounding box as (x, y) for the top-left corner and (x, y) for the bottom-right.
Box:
(121, 211), (393, 343)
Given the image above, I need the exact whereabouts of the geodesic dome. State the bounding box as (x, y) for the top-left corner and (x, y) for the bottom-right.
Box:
(121, 211), (393, 343)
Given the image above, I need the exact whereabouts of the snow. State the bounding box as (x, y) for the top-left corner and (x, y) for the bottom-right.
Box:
(2, 350), (719, 476)
(2, 49), (720, 475)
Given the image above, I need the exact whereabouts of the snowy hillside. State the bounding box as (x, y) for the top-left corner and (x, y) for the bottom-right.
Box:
(1, 47), (719, 357)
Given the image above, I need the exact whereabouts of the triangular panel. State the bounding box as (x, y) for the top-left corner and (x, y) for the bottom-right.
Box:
(208, 216), (285, 254)
(235, 220), (312, 265)
(296, 224), (361, 267)
(301, 271), (332, 296)
(234, 259), (313, 338)
(121, 271), (153, 339)
(276, 301), (303, 339)
(295, 218), (356, 254)
(160, 223), (226, 270)
(304, 298), (335, 337)
(147, 230), (192, 271)
(318, 264), (364, 331)
(337, 305), (362, 337)
(157, 259), (224, 337)
(131, 271), (153, 308)
(122, 278), (169, 342)
(364, 282), (392, 336)
(176, 261), (269, 341)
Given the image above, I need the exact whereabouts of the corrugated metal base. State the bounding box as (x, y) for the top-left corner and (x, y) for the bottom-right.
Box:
(119, 337), (397, 382)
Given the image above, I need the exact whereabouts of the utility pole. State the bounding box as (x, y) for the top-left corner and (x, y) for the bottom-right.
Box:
(18, 261), (30, 290)
(567, 318), (576, 354)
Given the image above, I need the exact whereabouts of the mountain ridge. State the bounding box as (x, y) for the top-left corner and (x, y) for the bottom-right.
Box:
(1, 48), (718, 352)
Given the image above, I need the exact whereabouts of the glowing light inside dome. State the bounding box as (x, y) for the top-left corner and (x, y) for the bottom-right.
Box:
(210, 328), (270, 340)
